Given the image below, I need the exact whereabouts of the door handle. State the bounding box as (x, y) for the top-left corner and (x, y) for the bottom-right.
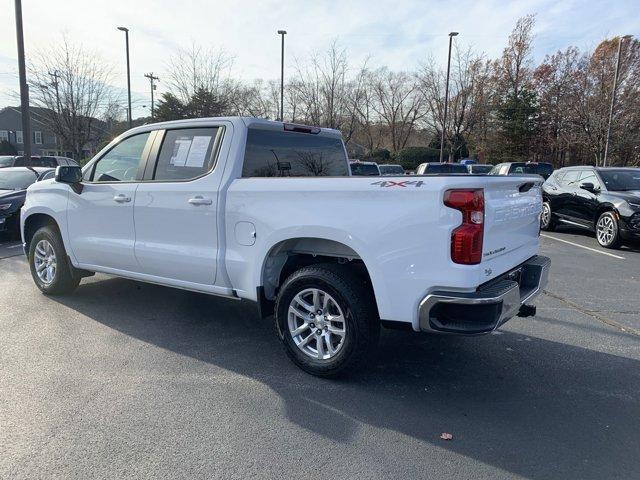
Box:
(188, 196), (213, 206)
(113, 194), (131, 203)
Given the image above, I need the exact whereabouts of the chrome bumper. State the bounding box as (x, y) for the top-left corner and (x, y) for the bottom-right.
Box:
(418, 255), (550, 334)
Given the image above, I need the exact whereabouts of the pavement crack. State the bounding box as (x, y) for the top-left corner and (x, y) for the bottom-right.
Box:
(542, 290), (640, 337)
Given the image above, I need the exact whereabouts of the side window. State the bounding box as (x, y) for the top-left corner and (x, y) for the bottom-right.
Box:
(153, 128), (220, 181)
(242, 128), (349, 177)
(91, 132), (151, 182)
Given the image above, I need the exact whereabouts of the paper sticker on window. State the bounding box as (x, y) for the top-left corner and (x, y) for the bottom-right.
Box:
(170, 137), (192, 166)
(185, 136), (212, 168)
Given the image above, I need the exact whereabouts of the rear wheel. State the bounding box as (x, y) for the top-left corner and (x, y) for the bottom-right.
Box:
(29, 226), (80, 295)
(540, 202), (555, 231)
(595, 211), (622, 249)
(275, 263), (380, 377)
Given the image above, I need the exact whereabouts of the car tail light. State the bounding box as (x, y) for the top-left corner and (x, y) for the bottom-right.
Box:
(444, 189), (484, 264)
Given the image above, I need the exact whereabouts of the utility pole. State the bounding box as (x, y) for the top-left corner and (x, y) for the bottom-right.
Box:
(603, 35), (631, 167)
(277, 30), (287, 122)
(48, 70), (61, 112)
(144, 73), (159, 120)
(14, 0), (31, 159)
(440, 31), (458, 163)
(117, 27), (132, 128)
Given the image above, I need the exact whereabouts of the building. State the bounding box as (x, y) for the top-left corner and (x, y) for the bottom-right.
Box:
(0, 106), (107, 159)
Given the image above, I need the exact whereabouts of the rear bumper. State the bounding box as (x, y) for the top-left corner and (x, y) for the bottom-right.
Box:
(418, 255), (550, 334)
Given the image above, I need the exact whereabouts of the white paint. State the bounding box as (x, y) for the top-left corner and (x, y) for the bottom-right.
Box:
(541, 234), (625, 259)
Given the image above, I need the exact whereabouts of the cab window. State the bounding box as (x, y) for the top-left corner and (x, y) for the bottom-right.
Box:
(153, 128), (220, 181)
(90, 132), (151, 182)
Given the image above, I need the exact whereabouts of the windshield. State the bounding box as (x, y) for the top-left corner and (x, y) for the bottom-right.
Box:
(598, 169), (640, 191)
(470, 165), (493, 174)
(423, 163), (468, 174)
(509, 163), (554, 177)
(0, 156), (15, 168)
(0, 170), (38, 190)
(350, 163), (380, 176)
(378, 165), (404, 175)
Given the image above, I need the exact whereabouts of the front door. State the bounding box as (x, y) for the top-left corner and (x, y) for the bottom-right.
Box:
(67, 132), (152, 271)
(133, 126), (224, 285)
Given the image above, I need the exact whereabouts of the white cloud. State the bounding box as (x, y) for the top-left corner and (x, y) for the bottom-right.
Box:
(1, 0), (638, 117)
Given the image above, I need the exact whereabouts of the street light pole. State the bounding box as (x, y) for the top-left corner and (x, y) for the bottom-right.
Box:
(277, 30), (287, 122)
(118, 26), (132, 129)
(603, 35), (631, 167)
(439, 31), (458, 163)
(14, 0), (31, 159)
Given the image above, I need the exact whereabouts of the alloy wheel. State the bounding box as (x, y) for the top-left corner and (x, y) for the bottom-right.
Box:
(541, 203), (551, 228)
(596, 215), (615, 246)
(288, 288), (347, 361)
(33, 239), (57, 284)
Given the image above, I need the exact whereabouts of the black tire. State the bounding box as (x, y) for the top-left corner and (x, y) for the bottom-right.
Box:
(274, 263), (380, 377)
(540, 201), (555, 231)
(28, 225), (80, 295)
(595, 211), (622, 249)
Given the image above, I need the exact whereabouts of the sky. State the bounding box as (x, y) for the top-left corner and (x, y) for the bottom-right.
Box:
(1, 0), (638, 119)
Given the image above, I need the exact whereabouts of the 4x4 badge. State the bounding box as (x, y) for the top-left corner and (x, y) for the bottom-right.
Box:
(371, 180), (425, 188)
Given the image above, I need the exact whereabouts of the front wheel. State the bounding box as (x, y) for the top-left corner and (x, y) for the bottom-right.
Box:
(28, 226), (80, 295)
(595, 211), (622, 249)
(540, 202), (555, 231)
(274, 263), (380, 377)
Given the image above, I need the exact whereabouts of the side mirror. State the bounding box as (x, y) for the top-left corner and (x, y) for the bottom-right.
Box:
(55, 165), (82, 184)
(579, 182), (597, 193)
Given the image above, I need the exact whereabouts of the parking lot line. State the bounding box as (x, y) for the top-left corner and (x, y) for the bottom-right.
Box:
(541, 234), (625, 260)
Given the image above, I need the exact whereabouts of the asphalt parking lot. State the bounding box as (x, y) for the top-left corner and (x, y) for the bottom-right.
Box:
(1, 230), (639, 480)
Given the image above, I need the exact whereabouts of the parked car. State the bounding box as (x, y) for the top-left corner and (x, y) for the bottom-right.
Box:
(458, 158), (477, 165)
(0, 155), (79, 169)
(378, 164), (405, 176)
(490, 162), (554, 179)
(349, 160), (380, 176)
(467, 164), (494, 174)
(0, 167), (54, 237)
(21, 117), (549, 377)
(541, 166), (640, 249)
(416, 162), (468, 174)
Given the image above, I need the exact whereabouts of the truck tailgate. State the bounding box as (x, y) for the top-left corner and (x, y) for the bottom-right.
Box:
(482, 177), (543, 279)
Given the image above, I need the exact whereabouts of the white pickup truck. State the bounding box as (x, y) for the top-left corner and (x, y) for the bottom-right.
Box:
(21, 117), (550, 376)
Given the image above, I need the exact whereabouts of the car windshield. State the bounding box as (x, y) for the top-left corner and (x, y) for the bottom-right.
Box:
(350, 163), (379, 176)
(0, 156), (15, 167)
(378, 165), (404, 175)
(423, 163), (468, 174)
(0, 170), (38, 190)
(509, 163), (554, 177)
(598, 169), (640, 191)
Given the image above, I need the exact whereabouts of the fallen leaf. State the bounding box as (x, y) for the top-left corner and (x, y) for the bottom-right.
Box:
(440, 432), (453, 440)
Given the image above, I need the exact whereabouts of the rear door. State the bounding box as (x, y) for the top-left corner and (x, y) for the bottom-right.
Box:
(67, 131), (153, 270)
(133, 126), (225, 285)
(573, 169), (602, 225)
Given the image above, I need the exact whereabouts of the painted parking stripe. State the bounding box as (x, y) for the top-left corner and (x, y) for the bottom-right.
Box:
(541, 234), (625, 260)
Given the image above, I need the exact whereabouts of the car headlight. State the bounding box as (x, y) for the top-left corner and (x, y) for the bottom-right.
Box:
(0, 203), (12, 211)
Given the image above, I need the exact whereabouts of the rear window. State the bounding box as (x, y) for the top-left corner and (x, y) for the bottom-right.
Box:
(350, 163), (380, 176)
(378, 165), (404, 175)
(242, 128), (348, 177)
(509, 163), (553, 177)
(423, 163), (468, 174)
(0, 157), (14, 167)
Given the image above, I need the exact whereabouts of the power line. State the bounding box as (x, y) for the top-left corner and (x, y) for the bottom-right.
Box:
(144, 72), (159, 119)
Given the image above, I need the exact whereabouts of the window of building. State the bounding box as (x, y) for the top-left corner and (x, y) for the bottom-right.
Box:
(153, 128), (220, 181)
(16, 131), (23, 144)
(0, 131), (8, 142)
(34, 131), (43, 145)
(242, 128), (348, 177)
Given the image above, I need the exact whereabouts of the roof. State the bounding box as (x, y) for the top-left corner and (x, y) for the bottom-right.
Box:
(1, 166), (54, 173)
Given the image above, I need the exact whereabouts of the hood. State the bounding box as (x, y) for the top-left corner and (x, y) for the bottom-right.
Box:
(607, 190), (640, 203)
(0, 188), (26, 209)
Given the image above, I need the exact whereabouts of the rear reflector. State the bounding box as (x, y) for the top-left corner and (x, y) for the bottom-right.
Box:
(444, 189), (484, 264)
(283, 123), (321, 134)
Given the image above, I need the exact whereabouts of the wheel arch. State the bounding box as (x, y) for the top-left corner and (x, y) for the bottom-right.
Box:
(23, 213), (60, 256)
(256, 235), (383, 319)
(594, 203), (618, 228)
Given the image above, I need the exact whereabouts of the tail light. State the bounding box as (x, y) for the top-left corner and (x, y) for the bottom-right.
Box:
(444, 189), (484, 264)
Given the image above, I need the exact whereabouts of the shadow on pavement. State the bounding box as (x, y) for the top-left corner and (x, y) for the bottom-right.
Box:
(51, 275), (640, 480)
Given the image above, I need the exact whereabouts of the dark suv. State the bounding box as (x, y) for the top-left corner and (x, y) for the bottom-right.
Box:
(0, 155), (79, 168)
(541, 166), (640, 249)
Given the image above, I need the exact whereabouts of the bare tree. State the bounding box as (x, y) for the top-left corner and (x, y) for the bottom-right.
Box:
(29, 37), (116, 159)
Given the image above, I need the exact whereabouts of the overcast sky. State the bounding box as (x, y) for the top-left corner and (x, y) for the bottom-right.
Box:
(1, 0), (638, 118)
